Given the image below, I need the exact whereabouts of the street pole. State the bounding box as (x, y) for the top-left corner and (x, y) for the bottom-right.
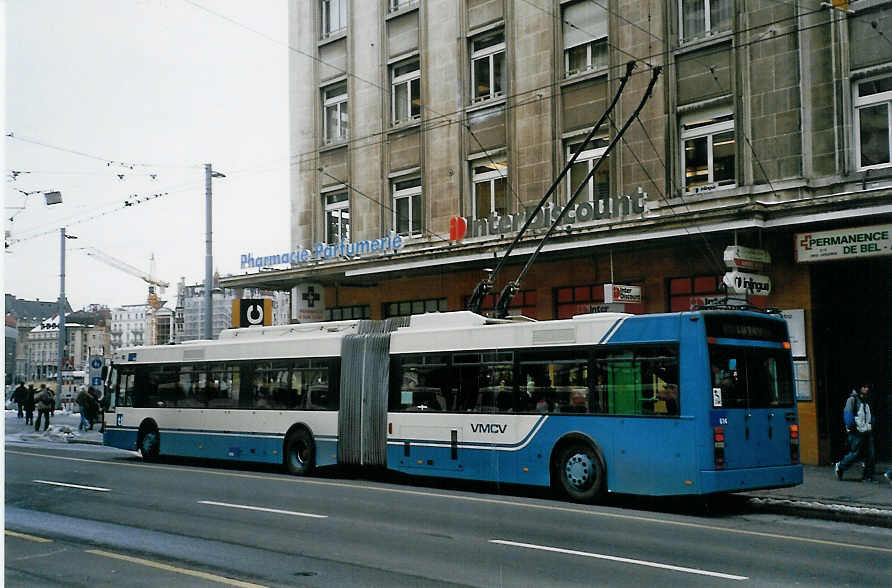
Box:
(57, 228), (66, 403)
(203, 164), (225, 340)
(204, 164), (213, 340)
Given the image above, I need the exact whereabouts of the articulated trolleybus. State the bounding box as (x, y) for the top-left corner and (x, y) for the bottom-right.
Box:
(103, 309), (802, 501)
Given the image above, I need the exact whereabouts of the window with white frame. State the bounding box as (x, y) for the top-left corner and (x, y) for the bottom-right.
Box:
(566, 135), (610, 203)
(471, 159), (508, 218)
(391, 59), (420, 125)
(471, 32), (505, 103)
(854, 75), (892, 170)
(563, 1), (608, 78)
(324, 191), (350, 244)
(389, 0), (418, 12)
(681, 108), (736, 194)
(321, 0), (347, 38)
(680, 0), (732, 42)
(392, 177), (422, 237)
(323, 82), (348, 144)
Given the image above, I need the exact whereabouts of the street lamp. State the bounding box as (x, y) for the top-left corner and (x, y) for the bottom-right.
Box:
(58, 228), (77, 405)
(204, 164), (225, 340)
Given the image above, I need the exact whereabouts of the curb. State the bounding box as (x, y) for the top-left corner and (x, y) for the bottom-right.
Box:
(67, 438), (104, 445)
(747, 496), (892, 528)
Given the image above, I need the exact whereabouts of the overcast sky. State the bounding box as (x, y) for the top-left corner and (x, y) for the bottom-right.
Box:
(4, 0), (289, 312)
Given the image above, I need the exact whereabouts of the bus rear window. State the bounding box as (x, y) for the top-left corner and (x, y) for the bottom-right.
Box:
(709, 345), (794, 408)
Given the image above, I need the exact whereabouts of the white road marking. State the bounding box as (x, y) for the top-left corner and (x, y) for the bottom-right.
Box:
(11, 451), (891, 555)
(490, 539), (748, 581)
(34, 480), (110, 492)
(198, 500), (328, 519)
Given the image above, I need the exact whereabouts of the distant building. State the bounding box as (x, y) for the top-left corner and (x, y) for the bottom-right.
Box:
(25, 312), (110, 384)
(111, 304), (148, 349)
(5, 315), (17, 385)
(5, 294), (71, 384)
(176, 277), (290, 342)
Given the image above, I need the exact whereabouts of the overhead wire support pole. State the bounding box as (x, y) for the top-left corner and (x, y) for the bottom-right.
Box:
(493, 66), (663, 318)
(467, 61), (637, 314)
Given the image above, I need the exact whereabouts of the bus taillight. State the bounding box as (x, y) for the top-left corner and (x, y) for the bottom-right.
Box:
(789, 424), (800, 464)
(713, 427), (725, 470)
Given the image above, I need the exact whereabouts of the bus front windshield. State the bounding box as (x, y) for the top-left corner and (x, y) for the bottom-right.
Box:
(709, 345), (794, 409)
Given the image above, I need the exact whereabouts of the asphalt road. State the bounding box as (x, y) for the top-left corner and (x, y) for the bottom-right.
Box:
(5, 443), (892, 587)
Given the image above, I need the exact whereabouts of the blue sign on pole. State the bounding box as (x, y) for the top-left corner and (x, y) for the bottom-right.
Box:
(91, 377), (102, 387)
(91, 358), (103, 370)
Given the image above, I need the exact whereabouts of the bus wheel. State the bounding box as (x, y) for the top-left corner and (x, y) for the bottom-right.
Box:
(139, 427), (160, 462)
(555, 442), (604, 502)
(284, 428), (315, 476)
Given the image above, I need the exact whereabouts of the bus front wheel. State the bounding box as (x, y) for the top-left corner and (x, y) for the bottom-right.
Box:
(555, 442), (605, 502)
(284, 428), (315, 476)
(139, 427), (160, 462)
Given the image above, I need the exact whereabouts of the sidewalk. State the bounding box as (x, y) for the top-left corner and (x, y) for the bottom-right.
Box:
(742, 463), (892, 528)
(5, 410), (891, 526)
(5, 408), (104, 446)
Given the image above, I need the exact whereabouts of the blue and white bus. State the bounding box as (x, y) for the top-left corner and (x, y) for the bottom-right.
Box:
(103, 309), (802, 501)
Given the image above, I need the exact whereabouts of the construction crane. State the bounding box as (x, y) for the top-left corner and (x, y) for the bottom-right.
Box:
(80, 247), (169, 309)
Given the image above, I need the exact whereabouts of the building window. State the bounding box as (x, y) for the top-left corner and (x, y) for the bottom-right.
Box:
(566, 135), (609, 203)
(681, 108), (735, 194)
(563, 1), (608, 78)
(471, 159), (508, 219)
(392, 177), (422, 237)
(470, 31), (505, 103)
(321, 0), (347, 38)
(680, 0), (732, 42)
(323, 191), (350, 244)
(463, 289), (537, 319)
(555, 284), (644, 319)
(391, 59), (420, 125)
(383, 297), (447, 319)
(323, 82), (348, 144)
(325, 304), (370, 321)
(854, 74), (892, 170)
(389, 0), (418, 13)
(668, 275), (765, 311)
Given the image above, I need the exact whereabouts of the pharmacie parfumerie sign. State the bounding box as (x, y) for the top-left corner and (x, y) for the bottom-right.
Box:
(240, 188), (649, 270)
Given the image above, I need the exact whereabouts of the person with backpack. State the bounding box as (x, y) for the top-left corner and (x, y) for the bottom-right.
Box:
(835, 383), (876, 482)
(34, 384), (55, 432)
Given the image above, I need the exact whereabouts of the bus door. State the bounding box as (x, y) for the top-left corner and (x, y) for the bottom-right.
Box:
(708, 344), (796, 468)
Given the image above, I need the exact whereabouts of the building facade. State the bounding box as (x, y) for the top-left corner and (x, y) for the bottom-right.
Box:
(111, 304), (149, 349)
(176, 278), (291, 342)
(5, 294), (71, 384)
(220, 0), (892, 466)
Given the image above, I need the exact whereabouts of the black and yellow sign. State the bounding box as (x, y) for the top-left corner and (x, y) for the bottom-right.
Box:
(232, 298), (273, 328)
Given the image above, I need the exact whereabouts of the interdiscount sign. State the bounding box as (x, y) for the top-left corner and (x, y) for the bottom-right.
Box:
(795, 224), (892, 262)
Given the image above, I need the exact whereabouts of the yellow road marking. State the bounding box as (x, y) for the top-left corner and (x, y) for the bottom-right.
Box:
(5, 530), (53, 543)
(86, 549), (267, 588)
(10, 449), (892, 554)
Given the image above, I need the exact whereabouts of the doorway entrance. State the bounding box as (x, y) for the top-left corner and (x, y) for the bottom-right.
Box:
(811, 258), (891, 464)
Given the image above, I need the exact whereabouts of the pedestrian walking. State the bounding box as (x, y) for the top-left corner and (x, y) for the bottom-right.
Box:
(34, 384), (54, 432)
(12, 382), (27, 419)
(24, 384), (36, 425)
(76, 386), (92, 431)
(834, 383), (876, 482)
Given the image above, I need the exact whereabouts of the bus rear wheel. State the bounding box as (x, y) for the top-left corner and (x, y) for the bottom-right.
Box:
(139, 427), (160, 462)
(284, 429), (315, 476)
(555, 442), (605, 502)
